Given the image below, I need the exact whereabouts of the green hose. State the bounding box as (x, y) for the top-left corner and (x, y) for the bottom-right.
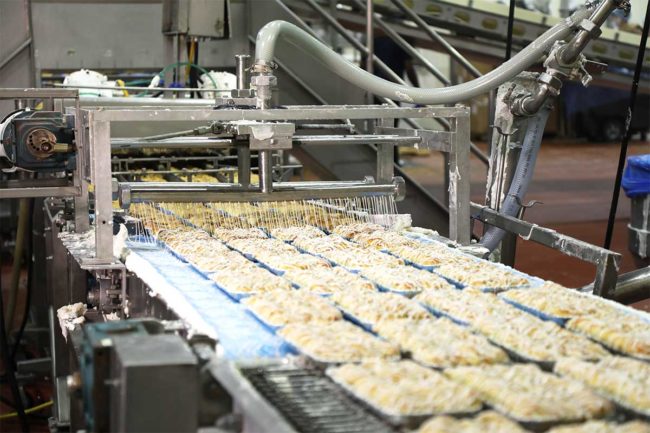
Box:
(5, 198), (29, 331)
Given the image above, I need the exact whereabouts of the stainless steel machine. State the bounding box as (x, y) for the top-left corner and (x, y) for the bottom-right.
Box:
(0, 0), (644, 431)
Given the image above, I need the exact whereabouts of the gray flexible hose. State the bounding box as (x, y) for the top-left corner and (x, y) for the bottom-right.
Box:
(479, 107), (551, 252)
(254, 8), (592, 104)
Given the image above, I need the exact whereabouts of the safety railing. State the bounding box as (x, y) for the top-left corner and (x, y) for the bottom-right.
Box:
(298, 0), (490, 166)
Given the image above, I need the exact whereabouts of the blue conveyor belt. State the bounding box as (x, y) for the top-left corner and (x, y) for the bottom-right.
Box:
(126, 241), (295, 360)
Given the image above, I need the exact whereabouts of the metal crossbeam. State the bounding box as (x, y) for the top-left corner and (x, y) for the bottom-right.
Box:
(470, 202), (621, 297)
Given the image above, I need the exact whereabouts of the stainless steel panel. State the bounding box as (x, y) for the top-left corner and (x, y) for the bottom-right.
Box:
(31, 0), (247, 71)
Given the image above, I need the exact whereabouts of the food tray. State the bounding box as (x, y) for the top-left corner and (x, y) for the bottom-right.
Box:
(338, 310), (376, 334)
(610, 400), (650, 421)
(499, 289), (650, 325)
(478, 403), (615, 432)
(416, 303), (471, 327)
(158, 240), (226, 278)
(488, 342), (554, 371)
(206, 278), (254, 301)
(242, 308), (284, 332)
(373, 283), (421, 298)
(414, 302), (592, 371)
(290, 244), (362, 274)
(325, 368), (481, 429)
(287, 343), (401, 370)
(430, 261), (542, 294)
(373, 248), (441, 273)
(499, 297), (569, 326)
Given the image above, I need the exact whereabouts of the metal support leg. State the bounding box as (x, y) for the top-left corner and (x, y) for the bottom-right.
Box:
(237, 144), (251, 187)
(376, 118), (394, 183)
(449, 107), (471, 245)
(593, 254), (620, 298)
(259, 150), (273, 193)
(88, 114), (114, 262)
(74, 100), (89, 232)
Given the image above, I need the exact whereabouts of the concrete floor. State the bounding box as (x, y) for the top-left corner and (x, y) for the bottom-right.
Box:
(401, 138), (650, 308)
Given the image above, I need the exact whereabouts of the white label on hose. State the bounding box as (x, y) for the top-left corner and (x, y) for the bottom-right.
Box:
(395, 91), (414, 103)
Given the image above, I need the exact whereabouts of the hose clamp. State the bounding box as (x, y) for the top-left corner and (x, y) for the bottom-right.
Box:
(250, 60), (278, 75)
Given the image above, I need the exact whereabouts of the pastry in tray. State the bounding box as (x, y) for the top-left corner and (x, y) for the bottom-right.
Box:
(332, 223), (386, 239)
(188, 251), (256, 273)
(350, 230), (416, 250)
(278, 321), (399, 363)
(388, 243), (473, 268)
(415, 288), (517, 324)
(415, 288), (608, 362)
(417, 410), (529, 433)
(434, 261), (530, 290)
(260, 254), (331, 272)
(227, 238), (300, 257)
(547, 421), (650, 433)
(555, 356), (650, 415)
(445, 364), (613, 423)
(283, 267), (376, 295)
(374, 318), (508, 368)
(359, 265), (454, 293)
(327, 360), (481, 417)
(208, 267), (292, 294)
(269, 226), (326, 242)
(474, 314), (609, 362)
(502, 282), (622, 319)
(293, 234), (358, 253)
(331, 291), (430, 325)
(212, 227), (268, 242)
(566, 314), (650, 360)
(324, 249), (404, 269)
(242, 291), (342, 327)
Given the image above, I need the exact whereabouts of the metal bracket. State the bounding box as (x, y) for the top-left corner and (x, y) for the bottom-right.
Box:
(375, 126), (449, 151)
(471, 202), (621, 297)
(226, 122), (295, 150)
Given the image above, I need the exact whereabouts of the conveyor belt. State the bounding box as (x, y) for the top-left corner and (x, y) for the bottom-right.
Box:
(124, 242), (294, 359)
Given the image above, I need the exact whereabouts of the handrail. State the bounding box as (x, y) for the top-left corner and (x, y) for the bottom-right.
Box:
(388, 0), (482, 78)
(351, 0), (450, 86)
(300, 0), (489, 165)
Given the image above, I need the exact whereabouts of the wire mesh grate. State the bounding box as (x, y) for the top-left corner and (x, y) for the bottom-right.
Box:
(241, 366), (396, 433)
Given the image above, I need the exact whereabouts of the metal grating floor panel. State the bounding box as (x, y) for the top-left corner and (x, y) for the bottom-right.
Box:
(241, 366), (396, 433)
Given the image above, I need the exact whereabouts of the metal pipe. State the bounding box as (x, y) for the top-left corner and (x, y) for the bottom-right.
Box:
(258, 150), (274, 193)
(54, 83), (228, 93)
(388, 0), (481, 78)
(111, 137), (233, 149)
(609, 266), (650, 301)
(254, 10), (592, 104)
(0, 37), (32, 71)
(366, 0), (374, 76)
(121, 181), (400, 204)
(559, 0), (619, 64)
(235, 54), (251, 89)
(505, 0), (516, 61)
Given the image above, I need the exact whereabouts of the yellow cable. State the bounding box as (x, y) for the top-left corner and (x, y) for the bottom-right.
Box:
(186, 40), (196, 79)
(116, 79), (129, 97)
(0, 400), (53, 420)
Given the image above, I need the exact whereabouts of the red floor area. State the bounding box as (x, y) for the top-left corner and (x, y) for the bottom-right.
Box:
(401, 138), (650, 308)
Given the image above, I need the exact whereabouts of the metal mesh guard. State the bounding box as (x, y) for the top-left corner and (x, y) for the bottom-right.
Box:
(241, 366), (396, 433)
